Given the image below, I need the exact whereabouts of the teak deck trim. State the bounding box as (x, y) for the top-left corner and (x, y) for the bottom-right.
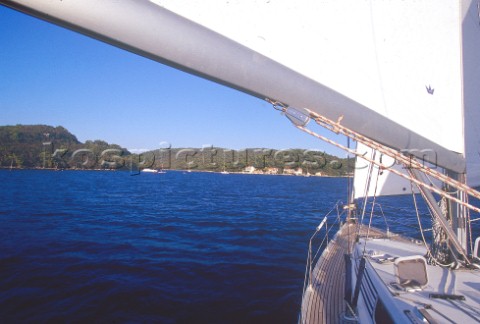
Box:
(300, 223), (390, 324)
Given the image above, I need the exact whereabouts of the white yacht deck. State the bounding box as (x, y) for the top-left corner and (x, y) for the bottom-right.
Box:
(356, 237), (480, 323)
(301, 223), (480, 323)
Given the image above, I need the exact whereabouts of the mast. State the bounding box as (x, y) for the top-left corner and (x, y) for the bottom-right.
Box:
(447, 171), (468, 253)
(346, 137), (356, 223)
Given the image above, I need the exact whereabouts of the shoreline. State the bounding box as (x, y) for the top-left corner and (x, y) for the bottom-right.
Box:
(0, 166), (351, 178)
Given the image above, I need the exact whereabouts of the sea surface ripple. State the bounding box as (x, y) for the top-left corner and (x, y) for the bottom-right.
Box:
(0, 170), (477, 323)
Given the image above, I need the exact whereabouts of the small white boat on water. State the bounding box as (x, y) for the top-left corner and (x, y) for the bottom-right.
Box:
(141, 168), (158, 173)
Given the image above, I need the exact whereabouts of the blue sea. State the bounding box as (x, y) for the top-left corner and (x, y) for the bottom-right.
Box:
(0, 170), (478, 323)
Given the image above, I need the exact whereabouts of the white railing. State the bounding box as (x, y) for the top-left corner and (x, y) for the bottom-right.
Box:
(302, 201), (346, 294)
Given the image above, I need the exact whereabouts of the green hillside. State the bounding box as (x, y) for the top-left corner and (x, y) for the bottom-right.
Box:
(0, 125), (130, 169)
(134, 147), (353, 176)
(0, 125), (352, 176)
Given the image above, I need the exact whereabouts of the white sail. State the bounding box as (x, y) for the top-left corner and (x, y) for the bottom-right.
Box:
(156, 0), (480, 185)
(154, 0), (480, 187)
(152, 0), (478, 175)
(462, 2), (480, 187)
(153, 0), (459, 145)
(353, 143), (413, 198)
(352, 143), (444, 198)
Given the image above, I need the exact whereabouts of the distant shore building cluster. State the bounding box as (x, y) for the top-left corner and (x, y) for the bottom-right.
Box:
(242, 166), (323, 177)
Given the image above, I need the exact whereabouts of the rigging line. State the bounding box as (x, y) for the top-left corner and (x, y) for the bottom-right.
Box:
(464, 193), (473, 255)
(409, 178), (432, 259)
(295, 119), (470, 261)
(376, 203), (390, 236)
(346, 137), (357, 225)
(423, 171), (446, 193)
(360, 149), (376, 226)
(409, 168), (468, 265)
(408, 171), (454, 268)
(363, 164), (382, 255)
(304, 108), (480, 205)
(381, 217), (425, 231)
(295, 124), (480, 216)
(361, 201), (393, 231)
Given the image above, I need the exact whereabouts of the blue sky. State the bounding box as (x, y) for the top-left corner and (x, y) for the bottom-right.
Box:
(0, 5), (345, 156)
